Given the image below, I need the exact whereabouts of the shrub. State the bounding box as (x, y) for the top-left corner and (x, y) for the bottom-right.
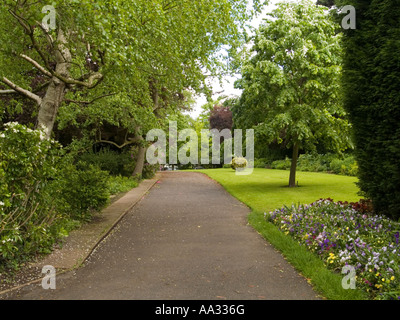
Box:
(0, 123), (63, 269)
(142, 163), (159, 179)
(231, 156), (248, 170)
(297, 153), (336, 172)
(79, 147), (136, 177)
(271, 157), (291, 170)
(51, 161), (110, 221)
(269, 153), (358, 176)
(253, 158), (268, 168)
(330, 156), (358, 176)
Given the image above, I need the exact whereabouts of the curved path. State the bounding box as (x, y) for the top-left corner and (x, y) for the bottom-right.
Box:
(6, 171), (319, 300)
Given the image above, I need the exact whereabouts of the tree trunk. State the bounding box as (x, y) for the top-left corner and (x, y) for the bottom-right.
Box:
(36, 29), (71, 139)
(288, 142), (299, 187)
(133, 144), (146, 178)
(36, 78), (67, 139)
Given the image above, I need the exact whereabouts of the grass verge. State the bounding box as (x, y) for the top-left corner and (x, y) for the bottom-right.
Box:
(197, 168), (368, 300)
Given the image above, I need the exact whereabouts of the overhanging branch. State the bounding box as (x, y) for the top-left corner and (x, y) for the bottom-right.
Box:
(1, 77), (42, 105)
(20, 54), (53, 77)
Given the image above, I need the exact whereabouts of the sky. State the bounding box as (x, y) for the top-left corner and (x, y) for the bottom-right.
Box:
(186, 0), (281, 119)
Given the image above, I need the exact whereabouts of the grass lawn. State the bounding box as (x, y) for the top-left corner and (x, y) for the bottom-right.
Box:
(196, 168), (368, 300)
(197, 168), (361, 212)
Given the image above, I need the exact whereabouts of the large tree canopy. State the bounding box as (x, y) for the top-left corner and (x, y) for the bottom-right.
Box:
(233, 0), (351, 187)
(0, 0), (263, 142)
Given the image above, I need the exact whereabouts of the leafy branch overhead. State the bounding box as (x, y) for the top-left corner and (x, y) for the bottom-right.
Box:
(0, 0), (262, 141)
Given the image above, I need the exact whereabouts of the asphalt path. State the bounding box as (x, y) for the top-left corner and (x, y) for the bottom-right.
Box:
(6, 171), (319, 300)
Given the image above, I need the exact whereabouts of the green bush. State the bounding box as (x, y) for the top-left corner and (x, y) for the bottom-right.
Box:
(329, 156), (358, 176)
(51, 161), (110, 221)
(271, 157), (291, 170)
(79, 147), (137, 177)
(297, 153), (336, 172)
(0, 123), (63, 269)
(269, 153), (358, 176)
(253, 158), (268, 168)
(0, 123), (134, 271)
(142, 163), (159, 179)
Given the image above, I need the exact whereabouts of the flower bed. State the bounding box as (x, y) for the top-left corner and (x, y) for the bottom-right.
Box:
(265, 198), (400, 300)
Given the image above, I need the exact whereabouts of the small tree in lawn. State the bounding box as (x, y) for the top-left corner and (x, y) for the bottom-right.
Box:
(235, 0), (351, 187)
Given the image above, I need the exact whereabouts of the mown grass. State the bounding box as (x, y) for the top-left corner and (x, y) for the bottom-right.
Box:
(197, 168), (368, 300)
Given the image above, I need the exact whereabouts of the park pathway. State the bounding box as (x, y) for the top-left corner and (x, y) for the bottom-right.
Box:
(6, 171), (319, 300)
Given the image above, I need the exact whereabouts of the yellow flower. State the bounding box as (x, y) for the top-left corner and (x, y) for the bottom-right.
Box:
(382, 278), (385, 282)
(391, 276), (395, 281)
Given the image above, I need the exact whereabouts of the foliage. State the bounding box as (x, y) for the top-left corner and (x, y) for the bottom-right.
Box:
(107, 175), (139, 195)
(0, 123), (63, 269)
(253, 158), (268, 168)
(269, 153), (358, 176)
(233, 0), (351, 186)
(51, 161), (110, 221)
(270, 157), (292, 170)
(267, 198), (400, 300)
(142, 163), (159, 179)
(329, 156), (358, 176)
(296, 153), (358, 176)
(337, 0), (400, 219)
(0, 123), (133, 270)
(209, 105), (233, 131)
(79, 147), (137, 177)
(297, 153), (337, 172)
(316, 0), (336, 7)
(1, 0), (265, 178)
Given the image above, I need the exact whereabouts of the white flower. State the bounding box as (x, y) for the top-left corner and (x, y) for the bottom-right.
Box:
(4, 122), (18, 127)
